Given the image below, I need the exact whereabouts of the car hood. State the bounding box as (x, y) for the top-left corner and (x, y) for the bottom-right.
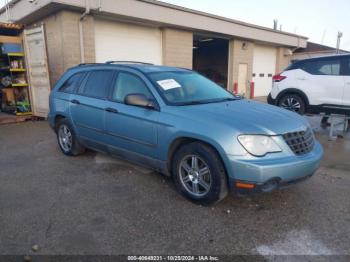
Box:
(167, 99), (309, 135)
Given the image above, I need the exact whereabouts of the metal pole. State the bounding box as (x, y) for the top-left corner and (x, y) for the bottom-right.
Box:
(336, 32), (343, 54)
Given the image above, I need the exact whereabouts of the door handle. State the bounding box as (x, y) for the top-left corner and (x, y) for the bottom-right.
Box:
(71, 99), (80, 104)
(297, 77), (306, 80)
(105, 107), (119, 114)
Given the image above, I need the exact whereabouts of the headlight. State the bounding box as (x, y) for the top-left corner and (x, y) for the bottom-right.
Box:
(238, 135), (281, 157)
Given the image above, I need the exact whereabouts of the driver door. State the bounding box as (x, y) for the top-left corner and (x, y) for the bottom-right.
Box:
(104, 70), (160, 159)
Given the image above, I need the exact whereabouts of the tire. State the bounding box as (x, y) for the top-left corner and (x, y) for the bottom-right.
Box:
(172, 142), (228, 205)
(55, 118), (85, 156)
(278, 93), (306, 115)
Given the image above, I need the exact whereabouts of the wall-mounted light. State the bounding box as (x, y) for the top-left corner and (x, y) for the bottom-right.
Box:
(284, 48), (293, 56)
(242, 42), (248, 50)
(199, 38), (213, 42)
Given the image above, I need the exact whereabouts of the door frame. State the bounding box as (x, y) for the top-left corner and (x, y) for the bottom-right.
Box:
(23, 24), (51, 118)
(237, 63), (248, 95)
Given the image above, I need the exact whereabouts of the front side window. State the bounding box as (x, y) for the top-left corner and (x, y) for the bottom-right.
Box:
(112, 72), (153, 103)
(301, 59), (341, 75)
(81, 70), (115, 99)
(148, 71), (235, 105)
(59, 72), (84, 93)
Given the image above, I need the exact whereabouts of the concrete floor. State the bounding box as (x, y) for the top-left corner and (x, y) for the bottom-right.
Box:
(0, 117), (349, 256)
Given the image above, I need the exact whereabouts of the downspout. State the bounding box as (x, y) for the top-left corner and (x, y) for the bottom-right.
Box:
(79, 0), (91, 64)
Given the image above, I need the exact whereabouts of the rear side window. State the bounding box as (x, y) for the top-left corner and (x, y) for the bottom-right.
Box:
(300, 59), (341, 75)
(81, 70), (115, 99)
(59, 72), (84, 93)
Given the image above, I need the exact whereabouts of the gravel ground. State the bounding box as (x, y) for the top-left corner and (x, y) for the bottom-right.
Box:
(0, 117), (349, 257)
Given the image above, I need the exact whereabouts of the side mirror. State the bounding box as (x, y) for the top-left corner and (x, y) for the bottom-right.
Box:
(124, 94), (158, 110)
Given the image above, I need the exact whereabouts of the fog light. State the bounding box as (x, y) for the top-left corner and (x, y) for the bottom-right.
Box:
(261, 179), (280, 192)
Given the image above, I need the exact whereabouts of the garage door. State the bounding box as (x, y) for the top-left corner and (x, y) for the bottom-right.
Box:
(94, 19), (162, 65)
(252, 45), (277, 97)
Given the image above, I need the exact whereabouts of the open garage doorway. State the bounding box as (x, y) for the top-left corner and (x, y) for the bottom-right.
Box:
(193, 35), (229, 88)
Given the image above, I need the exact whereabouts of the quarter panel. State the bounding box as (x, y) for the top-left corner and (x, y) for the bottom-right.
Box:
(294, 69), (344, 106)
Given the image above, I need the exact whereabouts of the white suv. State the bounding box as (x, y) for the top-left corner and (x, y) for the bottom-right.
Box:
(268, 54), (350, 115)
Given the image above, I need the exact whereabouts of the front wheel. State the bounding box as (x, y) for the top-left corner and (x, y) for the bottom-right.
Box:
(278, 94), (306, 115)
(172, 142), (228, 205)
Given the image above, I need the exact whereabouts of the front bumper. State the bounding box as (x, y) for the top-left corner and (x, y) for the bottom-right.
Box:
(227, 141), (323, 193)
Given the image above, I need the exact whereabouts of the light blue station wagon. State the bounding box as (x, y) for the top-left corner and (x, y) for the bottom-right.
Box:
(48, 62), (323, 205)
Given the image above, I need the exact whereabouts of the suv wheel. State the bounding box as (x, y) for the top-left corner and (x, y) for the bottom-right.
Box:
(56, 119), (85, 156)
(172, 142), (228, 205)
(278, 94), (306, 115)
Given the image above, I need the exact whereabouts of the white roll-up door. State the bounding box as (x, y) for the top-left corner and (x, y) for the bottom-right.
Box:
(252, 45), (277, 97)
(94, 19), (162, 65)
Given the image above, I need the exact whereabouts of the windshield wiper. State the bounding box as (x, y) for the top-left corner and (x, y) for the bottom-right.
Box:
(178, 100), (208, 106)
(176, 97), (240, 106)
(218, 97), (239, 102)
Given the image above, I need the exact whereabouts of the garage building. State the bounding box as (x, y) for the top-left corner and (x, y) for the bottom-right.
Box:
(0, 0), (307, 117)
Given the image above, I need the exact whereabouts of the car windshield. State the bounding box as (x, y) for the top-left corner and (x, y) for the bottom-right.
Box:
(148, 71), (237, 105)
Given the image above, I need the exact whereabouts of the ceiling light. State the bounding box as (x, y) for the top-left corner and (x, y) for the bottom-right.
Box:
(199, 38), (213, 42)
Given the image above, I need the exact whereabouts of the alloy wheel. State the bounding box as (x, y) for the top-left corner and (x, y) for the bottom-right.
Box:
(58, 124), (73, 152)
(280, 97), (301, 112)
(179, 155), (212, 197)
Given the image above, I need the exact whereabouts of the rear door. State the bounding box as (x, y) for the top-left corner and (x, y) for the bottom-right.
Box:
(296, 57), (344, 106)
(69, 70), (116, 149)
(343, 56), (350, 107)
(23, 25), (51, 117)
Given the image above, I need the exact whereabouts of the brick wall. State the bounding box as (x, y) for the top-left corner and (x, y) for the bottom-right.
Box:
(228, 39), (254, 96)
(81, 15), (95, 64)
(162, 28), (193, 69)
(37, 13), (64, 87)
(32, 11), (95, 86)
(276, 47), (292, 74)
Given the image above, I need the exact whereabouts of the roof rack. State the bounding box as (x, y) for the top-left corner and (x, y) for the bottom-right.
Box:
(78, 63), (102, 66)
(105, 61), (154, 65)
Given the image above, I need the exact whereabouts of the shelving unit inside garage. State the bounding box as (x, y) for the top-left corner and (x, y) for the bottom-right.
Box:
(0, 23), (32, 122)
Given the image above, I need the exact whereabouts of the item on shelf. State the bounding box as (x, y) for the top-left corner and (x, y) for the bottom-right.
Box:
(13, 76), (26, 84)
(1, 43), (23, 55)
(10, 59), (24, 69)
(1, 76), (11, 87)
(16, 100), (31, 113)
(0, 88), (2, 111)
(11, 60), (19, 69)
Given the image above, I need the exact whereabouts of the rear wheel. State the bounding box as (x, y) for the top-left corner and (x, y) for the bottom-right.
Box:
(172, 142), (228, 205)
(56, 119), (85, 156)
(278, 94), (306, 115)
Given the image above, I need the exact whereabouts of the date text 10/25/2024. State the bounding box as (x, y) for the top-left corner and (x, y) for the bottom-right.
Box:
(127, 256), (219, 261)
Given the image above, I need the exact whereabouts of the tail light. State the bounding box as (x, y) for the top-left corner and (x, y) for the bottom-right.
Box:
(272, 73), (287, 82)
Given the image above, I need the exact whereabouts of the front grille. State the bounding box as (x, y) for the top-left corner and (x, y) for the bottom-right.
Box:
(283, 128), (315, 155)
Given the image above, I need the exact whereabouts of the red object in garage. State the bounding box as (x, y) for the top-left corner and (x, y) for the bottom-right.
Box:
(250, 81), (255, 99)
(233, 82), (238, 94)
